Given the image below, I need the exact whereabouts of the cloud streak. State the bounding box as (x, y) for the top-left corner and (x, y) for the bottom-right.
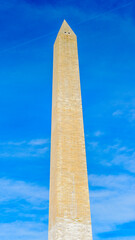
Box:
(94, 131), (104, 137)
(112, 110), (123, 116)
(102, 142), (135, 173)
(0, 221), (48, 240)
(111, 151), (135, 173)
(28, 139), (49, 146)
(0, 178), (49, 205)
(0, 139), (49, 158)
(89, 174), (135, 239)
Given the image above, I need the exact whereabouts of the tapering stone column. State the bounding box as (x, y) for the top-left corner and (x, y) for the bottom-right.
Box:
(49, 20), (93, 240)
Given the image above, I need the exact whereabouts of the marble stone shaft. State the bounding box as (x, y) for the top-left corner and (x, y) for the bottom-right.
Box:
(49, 20), (93, 240)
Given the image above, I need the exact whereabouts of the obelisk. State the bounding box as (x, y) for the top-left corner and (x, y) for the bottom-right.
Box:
(49, 20), (92, 240)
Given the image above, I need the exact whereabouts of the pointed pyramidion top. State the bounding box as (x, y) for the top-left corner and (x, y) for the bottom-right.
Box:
(55, 20), (76, 42)
(59, 20), (75, 35)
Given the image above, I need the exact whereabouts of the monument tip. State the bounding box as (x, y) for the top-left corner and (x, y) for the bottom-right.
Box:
(58, 19), (76, 36)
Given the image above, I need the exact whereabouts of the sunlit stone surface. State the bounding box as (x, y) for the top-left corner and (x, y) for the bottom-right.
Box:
(49, 20), (93, 240)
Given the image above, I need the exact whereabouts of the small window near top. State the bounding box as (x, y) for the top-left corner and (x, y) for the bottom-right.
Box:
(68, 32), (70, 34)
(64, 32), (66, 33)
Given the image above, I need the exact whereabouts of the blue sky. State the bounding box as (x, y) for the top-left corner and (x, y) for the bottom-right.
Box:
(0, 0), (135, 239)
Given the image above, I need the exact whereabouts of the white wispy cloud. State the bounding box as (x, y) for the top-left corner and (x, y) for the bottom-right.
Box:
(118, 146), (127, 151)
(129, 109), (135, 121)
(0, 139), (49, 158)
(28, 139), (48, 146)
(112, 110), (123, 116)
(104, 143), (119, 152)
(96, 236), (135, 240)
(94, 131), (104, 137)
(112, 97), (135, 122)
(7, 141), (26, 146)
(0, 178), (49, 205)
(89, 174), (135, 238)
(0, 141), (26, 146)
(0, 178), (48, 240)
(0, 147), (48, 158)
(0, 221), (48, 240)
(111, 151), (135, 173)
(102, 141), (135, 173)
(103, 141), (133, 154)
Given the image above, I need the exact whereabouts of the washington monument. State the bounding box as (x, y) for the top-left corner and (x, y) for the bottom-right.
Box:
(49, 20), (93, 240)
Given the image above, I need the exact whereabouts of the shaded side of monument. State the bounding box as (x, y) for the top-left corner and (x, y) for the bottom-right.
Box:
(49, 20), (93, 240)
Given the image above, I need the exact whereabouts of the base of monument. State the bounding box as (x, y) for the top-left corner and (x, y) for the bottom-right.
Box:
(49, 218), (92, 240)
